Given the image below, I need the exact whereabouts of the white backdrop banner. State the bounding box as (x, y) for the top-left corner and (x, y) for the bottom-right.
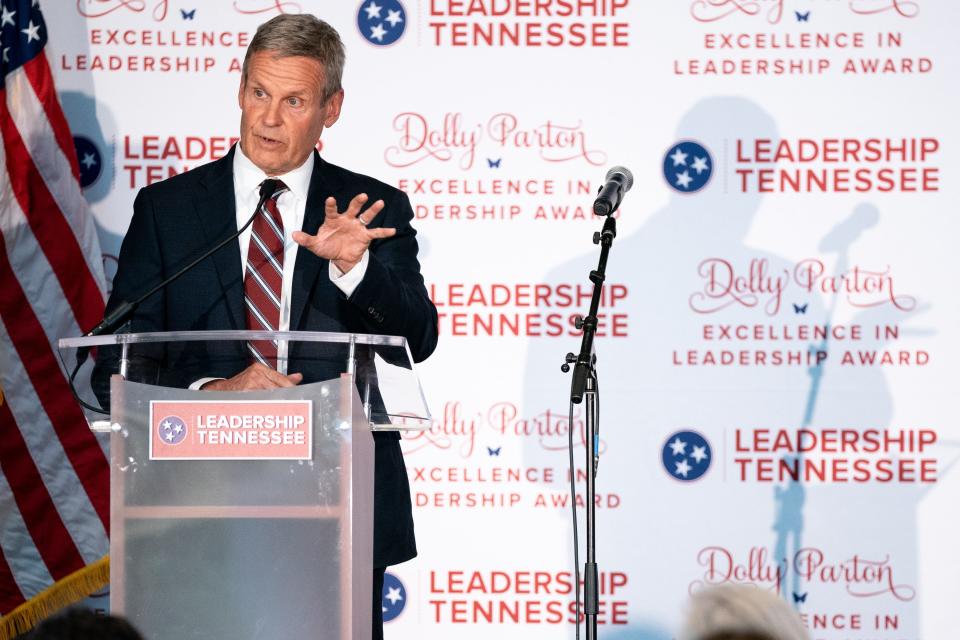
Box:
(47, 1), (958, 639)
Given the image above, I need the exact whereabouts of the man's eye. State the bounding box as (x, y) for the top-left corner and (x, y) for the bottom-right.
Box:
(253, 88), (265, 98)
(288, 98), (300, 107)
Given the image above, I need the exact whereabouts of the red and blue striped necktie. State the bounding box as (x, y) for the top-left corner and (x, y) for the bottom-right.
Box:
(243, 180), (289, 369)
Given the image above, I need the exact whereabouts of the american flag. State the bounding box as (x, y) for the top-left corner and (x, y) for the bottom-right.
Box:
(0, 0), (109, 635)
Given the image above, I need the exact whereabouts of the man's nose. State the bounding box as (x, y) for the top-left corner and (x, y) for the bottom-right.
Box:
(263, 99), (283, 126)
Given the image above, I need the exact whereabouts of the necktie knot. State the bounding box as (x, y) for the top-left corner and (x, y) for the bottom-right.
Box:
(259, 178), (289, 202)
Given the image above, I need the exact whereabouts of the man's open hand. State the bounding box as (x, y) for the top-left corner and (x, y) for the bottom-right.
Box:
(292, 193), (396, 273)
(201, 363), (303, 391)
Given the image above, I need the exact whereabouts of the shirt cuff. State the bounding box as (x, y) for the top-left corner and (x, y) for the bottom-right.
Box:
(190, 377), (223, 391)
(329, 250), (369, 297)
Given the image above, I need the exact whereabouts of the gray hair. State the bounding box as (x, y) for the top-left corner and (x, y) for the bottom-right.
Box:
(680, 585), (810, 640)
(242, 14), (345, 100)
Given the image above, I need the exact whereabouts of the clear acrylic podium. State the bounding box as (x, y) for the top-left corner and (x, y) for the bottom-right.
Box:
(58, 330), (431, 640)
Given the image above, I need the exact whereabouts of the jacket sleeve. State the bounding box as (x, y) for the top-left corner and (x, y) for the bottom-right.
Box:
(345, 189), (438, 363)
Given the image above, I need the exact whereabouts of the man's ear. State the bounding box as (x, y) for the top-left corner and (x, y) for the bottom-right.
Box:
(238, 77), (245, 109)
(323, 89), (345, 128)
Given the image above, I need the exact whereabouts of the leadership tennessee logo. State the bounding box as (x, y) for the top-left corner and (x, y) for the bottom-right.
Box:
(382, 572), (407, 622)
(663, 140), (713, 194)
(357, 0), (407, 47)
(157, 415), (188, 445)
(73, 135), (103, 188)
(661, 430), (712, 482)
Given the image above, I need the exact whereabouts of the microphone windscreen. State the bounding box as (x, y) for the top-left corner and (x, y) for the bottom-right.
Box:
(605, 166), (634, 192)
(259, 178), (280, 200)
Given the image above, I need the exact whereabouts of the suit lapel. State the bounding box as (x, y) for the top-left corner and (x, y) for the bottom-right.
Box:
(194, 147), (245, 329)
(291, 152), (345, 330)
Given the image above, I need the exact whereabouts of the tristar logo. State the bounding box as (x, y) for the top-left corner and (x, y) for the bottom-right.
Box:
(357, 0), (407, 47)
(73, 136), (103, 188)
(382, 572), (407, 622)
(663, 140), (713, 194)
(661, 430), (712, 482)
(157, 415), (188, 445)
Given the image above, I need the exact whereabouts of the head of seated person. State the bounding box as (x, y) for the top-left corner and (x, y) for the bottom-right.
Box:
(680, 585), (809, 640)
(27, 608), (144, 640)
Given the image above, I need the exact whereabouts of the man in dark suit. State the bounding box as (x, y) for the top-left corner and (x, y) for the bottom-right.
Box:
(97, 14), (437, 639)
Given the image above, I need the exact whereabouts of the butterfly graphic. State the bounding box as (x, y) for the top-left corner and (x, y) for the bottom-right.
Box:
(181, 8), (196, 20)
(795, 10), (810, 22)
(487, 446), (501, 456)
(792, 591), (808, 604)
(793, 303), (808, 314)
(487, 158), (502, 168)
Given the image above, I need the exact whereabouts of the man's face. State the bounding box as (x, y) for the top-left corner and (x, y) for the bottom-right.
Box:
(238, 51), (343, 175)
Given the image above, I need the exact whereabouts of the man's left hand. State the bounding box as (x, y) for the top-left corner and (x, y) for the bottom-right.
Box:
(292, 193), (396, 273)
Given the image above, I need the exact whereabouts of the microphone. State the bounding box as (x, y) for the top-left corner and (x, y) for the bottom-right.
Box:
(67, 179), (282, 415)
(84, 179), (281, 338)
(592, 166), (634, 217)
(67, 178), (280, 415)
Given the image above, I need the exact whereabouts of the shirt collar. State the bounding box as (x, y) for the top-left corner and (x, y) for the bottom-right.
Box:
(233, 142), (315, 200)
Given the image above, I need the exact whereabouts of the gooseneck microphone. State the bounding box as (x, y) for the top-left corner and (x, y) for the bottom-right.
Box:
(84, 178), (281, 338)
(592, 166), (634, 217)
(68, 179), (281, 414)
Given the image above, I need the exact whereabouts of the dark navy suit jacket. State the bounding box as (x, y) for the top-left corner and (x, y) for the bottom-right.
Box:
(94, 146), (438, 567)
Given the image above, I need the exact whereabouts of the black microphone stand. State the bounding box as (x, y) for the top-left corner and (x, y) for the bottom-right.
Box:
(562, 214), (617, 640)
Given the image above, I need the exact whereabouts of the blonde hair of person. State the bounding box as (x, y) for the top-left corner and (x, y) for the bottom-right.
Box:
(680, 585), (810, 640)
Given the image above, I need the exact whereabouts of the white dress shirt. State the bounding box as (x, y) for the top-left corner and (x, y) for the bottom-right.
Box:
(191, 144), (368, 386)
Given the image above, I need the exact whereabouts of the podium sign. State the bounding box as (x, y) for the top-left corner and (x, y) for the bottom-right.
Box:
(149, 399), (314, 460)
